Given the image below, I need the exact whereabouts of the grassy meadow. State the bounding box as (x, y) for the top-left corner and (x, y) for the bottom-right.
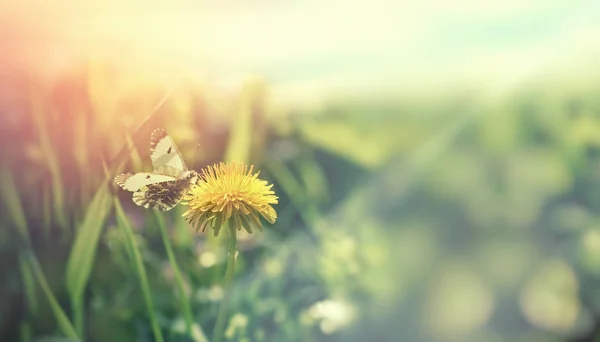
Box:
(2, 61), (600, 342)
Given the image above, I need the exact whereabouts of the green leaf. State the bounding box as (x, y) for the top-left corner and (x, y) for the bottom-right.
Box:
(65, 180), (113, 322)
(297, 118), (411, 169)
(34, 338), (81, 342)
(294, 154), (330, 204)
(154, 211), (208, 341)
(25, 250), (79, 340)
(172, 205), (194, 248)
(266, 159), (320, 225)
(0, 168), (30, 244)
(42, 183), (52, 240)
(19, 254), (38, 314)
(114, 197), (164, 342)
(125, 133), (144, 172)
(30, 90), (66, 228)
(225, 82), (255, 163)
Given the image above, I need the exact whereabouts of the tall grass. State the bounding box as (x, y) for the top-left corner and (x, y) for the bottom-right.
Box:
(154, 211), (207, 342)
(65, 180), (113, 336)
(6, 62), (599, 342)
(114, 198), (164, 342)
(0, 168), (30, 245)
(26, 250), (79, 340)
(30, 86), (67, 230)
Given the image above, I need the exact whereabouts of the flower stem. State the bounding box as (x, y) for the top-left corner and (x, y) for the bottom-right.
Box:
(154, 211), (207, 341)
(116, 200), (164, 342)
(213, 224), (237, 342)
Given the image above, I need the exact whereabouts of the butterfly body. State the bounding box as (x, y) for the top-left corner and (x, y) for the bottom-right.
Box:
(115, 129), (197, 211)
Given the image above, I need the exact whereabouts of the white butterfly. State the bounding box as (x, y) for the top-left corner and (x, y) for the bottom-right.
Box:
(115, 129), (198, 211)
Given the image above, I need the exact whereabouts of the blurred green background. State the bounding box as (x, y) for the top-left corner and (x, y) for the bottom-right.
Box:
(2, 1), (600, 342)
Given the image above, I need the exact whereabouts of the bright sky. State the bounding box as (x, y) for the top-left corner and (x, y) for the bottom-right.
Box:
(1, 0), (599, 103)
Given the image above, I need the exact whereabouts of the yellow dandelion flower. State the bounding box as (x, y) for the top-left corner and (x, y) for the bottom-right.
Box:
(182, 162), (278, 236)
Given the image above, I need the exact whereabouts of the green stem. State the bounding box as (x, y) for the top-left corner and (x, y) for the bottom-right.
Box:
(115, 199), (164, 342)
(213, 225), (237, 342)
(19, 322), (31, 342)
(73, 301), (84, 338)
(155, 212), (208, 341)
(25, 250), (79, 340)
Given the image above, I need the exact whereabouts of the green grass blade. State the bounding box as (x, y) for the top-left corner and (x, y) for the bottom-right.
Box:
(0, 168), (31, 245)
(107, 82), (180, 171)
(33, 338), (81, 342)
(20, 322), (32, 342)
(114, 198), (164, 342)
(125, 134), (144, 172)
(20, 252), (37, 342)
(265, 159), (320, 225)
(172, 205), (194, 249)
(30, 88), (66, 229)
(74, 112), (91, 206)
(25, 250), (79, 340)
(65, 180), (113, 336)
(153, 211), (208, 342)
(19, 253), (39, 314)
(293, 155), (330, 204)
(225, 83), (254, 163)
(42, 183), (52, 240)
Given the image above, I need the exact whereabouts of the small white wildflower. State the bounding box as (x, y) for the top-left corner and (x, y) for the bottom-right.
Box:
(308, 299), (356, 334)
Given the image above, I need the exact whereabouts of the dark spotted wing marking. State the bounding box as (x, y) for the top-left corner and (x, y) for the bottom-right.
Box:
(132, 178), (191, 211)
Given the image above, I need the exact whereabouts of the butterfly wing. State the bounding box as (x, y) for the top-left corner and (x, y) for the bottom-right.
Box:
(150, 129), (187, 177)
(132, 178), (192, 211)
(114, 172), (178, 192)
(115, 129), (192, 211)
